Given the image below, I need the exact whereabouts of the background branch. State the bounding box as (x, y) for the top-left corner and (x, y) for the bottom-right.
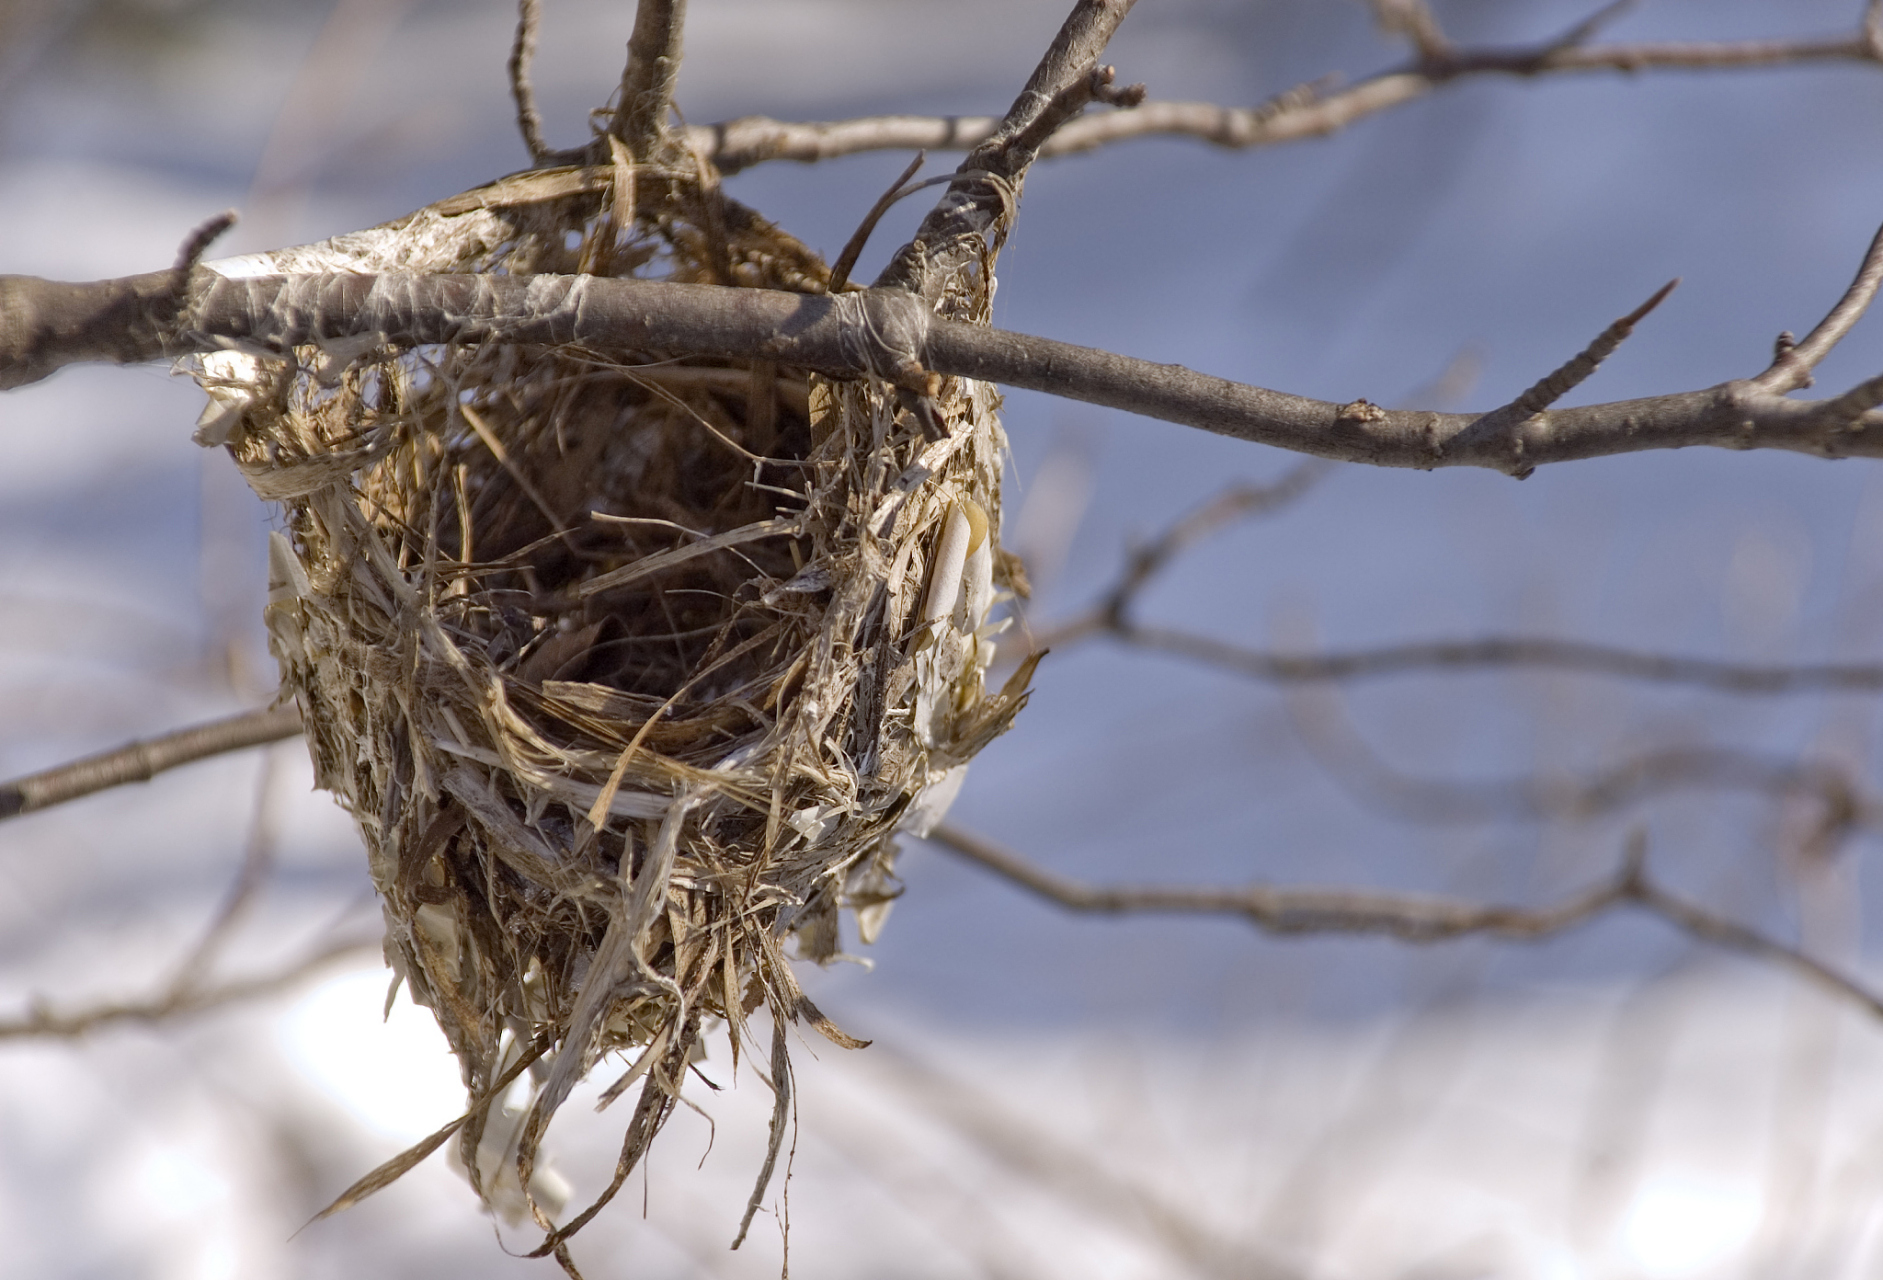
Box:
(687, 13), (1882, 173)
(0, 704), (302, 821)
(0, 936), (373, 1040)
(1104, 629), (1883, 695)
(925, 824), (1883, 1018)
(1037, 476), (1883, 696)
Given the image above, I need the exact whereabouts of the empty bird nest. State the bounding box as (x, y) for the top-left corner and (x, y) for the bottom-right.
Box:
(187, 149), (1035, 1242)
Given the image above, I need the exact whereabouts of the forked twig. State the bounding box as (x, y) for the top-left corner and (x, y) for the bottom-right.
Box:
(926, 824), (1883, 1018)
(1368, 0), (1451, 61)
(876, 0), (1138, 301)
(20, 251), (1883, 472)
(1033, 458), (1332, 649)
(1038, 474), (1883, 697)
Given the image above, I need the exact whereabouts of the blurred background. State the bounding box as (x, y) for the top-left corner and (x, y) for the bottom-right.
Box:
(5, 0), (1883, 1275)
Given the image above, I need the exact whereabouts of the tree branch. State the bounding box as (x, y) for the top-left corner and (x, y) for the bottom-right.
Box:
(1103, 629), (1883, 695)
(1461, 278), (1676, 453)
(609, 0), (686, 162)
(509, 0), (552, 164)
(0, 704), (303, 820)
(0, 936), (373, 1040)
(11, 257), (1883, 474)
(925, 824), (1883, 1017)
(1756, 222), (1883, 393)
(685, 16), (1882, 173)
(874, 0), (1138, 302)
(1036, 473), (1883, 693)
(1290, 694), (1874, 826)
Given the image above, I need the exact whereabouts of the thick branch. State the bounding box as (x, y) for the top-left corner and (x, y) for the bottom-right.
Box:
(687, 26), (1882, 173)
(11, 268), (1883, 474)
(925, 824), (1883, 1017)
(0, 704), (304, 820)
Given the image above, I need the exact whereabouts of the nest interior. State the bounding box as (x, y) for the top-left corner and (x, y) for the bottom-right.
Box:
(197, 154), (1035, 1230)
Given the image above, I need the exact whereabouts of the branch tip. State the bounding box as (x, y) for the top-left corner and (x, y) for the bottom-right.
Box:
(1462, 277), (1676, 445)
(173, 210), (238, 277)
(828, 153), (927, 294)
(1550, 0), (1638, 54)
(1756, 220), (1883, 392)
(510, 0), (552, 163)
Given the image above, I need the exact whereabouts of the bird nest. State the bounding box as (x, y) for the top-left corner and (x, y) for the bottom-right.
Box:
(189, 155), (1033, 1236)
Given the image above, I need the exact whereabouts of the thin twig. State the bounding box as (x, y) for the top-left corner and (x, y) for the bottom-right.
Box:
(827, 153), (927, 294)
(172, 210), (238, 278)
(1368, 0), (1450, 61)
(1289, 688), (1874, 827)
(1112, 629), (1883, 695)
(1037, 474), (1883, 696)
(1757, 222), (1883, 392)
(1546, 0), (1637, 55)
(0, 704), (304, 821)
(165, 745), (284, 995)
(509, 0), (552, 163)
(610, 0), (686, 162)
(925, 824), (1883, 1017)
(0, 936), (374, 1040)
(685, 18), (1882, 173)
(1064, 460), (1330, 640)
(1459, 280), (1677, 471)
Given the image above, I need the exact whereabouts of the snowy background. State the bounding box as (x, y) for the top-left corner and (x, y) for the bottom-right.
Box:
(5, 0), (1883, 1276)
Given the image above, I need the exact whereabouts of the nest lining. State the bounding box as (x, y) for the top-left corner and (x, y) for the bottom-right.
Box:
(193, 156), (1033, 1231)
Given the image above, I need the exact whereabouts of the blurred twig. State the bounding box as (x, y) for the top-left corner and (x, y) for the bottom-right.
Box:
(0, 936), (374, 1040)
(925, 824), (1883, 1018)
(1288, 690), (1874, 828)
(1036, 476), (1883, 695)
(863, 1042), (1302, 1280)
(164, 744), (285, 996)
(1, 743), (377, 1040)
